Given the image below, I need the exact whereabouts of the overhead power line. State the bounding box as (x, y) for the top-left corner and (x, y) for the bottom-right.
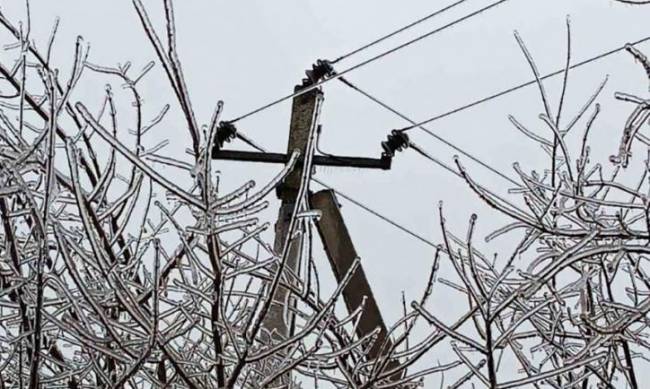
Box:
(406, 141), (529, 218)
(228, 0), (514, 124)
(335, 34), (650, 187)
(399, 35), (650, 132)
(312, 178), (438, 248)
(331, 0), (471, 64)
(338, 76), (520, 187)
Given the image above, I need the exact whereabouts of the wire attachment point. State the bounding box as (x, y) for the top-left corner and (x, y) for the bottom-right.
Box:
(302, 59), (336, 87)
(215, 121), (238, 151)
(382, 130), (410, 158)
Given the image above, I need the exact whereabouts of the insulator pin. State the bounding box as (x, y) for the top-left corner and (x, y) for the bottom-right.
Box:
(302, 59), (335, 87)
(381, 130), (409, 158)
(215, 121), (238, 150)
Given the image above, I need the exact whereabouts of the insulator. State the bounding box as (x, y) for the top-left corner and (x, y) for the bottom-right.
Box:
(381, 130), (409, 157)
(215, 121), (237, 150)
(302, 59), (335, 86)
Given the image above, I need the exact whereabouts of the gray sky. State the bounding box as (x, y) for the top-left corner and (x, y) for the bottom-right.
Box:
(3, 0), (650, 386)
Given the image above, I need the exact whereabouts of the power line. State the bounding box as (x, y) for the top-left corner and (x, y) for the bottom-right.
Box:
(335, 34), (650, 186)
(399, 35), (650, 132)
(228, 0), (513, 124)
(312, 178), (438, 248)
(407, 141), (529, 218)
(320, 141), (529, 249)
(331, 0), (471, 64)
(338, 76), (520, 187)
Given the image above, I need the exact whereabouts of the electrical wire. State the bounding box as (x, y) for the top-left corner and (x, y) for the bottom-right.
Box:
(331, 0), (471, 64)
(336, 34), (650, 187)
(312, 178), (438, 248)
(399, 35), (650, 132)
(339, 76), (520, 187)
(407, 141), (529, 218)
(228, 0), (513, 124)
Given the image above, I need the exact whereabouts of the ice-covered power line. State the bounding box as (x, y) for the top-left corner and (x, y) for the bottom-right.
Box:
(338, 76), (520, 187)
(228, 0), (513, 124)
(312, 178), (438, 248)
(331, 0), (471, 64)
(333, 35), (650, 187)
(398, 35), (650, 132)
(406, 141), (529, 218)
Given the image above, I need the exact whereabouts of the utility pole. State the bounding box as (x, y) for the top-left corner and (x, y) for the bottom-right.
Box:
(212, 61), (409, 385)
(309, 190), (392, 361)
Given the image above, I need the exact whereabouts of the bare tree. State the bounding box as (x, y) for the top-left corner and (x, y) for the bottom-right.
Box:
(1, 1), (650, 388)
(420, 27), (650, 388)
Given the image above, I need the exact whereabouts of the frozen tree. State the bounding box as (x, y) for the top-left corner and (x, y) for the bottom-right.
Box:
(0, 1), (439, 388)
(415, 27), (650, 388)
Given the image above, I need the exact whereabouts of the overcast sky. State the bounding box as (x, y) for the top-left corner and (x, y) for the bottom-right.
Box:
(3, 0), (650, 386)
